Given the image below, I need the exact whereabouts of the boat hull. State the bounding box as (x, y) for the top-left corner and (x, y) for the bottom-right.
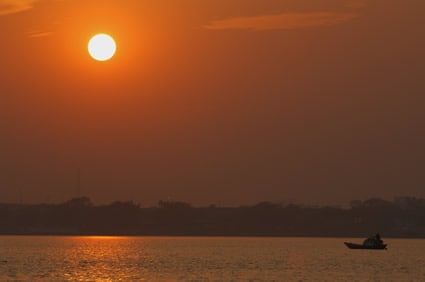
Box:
(344, 242), (387, 250)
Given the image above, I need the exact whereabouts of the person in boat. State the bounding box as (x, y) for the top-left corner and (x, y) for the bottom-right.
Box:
(363, 233), (384, 247)
(375, 233), (383, 245)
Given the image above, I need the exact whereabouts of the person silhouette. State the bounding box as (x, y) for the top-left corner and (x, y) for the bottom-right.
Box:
(375, 233), (383, 245)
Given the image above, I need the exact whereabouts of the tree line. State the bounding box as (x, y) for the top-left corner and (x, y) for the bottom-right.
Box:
(0, 196), (425, 237)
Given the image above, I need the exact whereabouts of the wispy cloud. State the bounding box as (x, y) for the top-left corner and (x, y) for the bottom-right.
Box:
(204, 12), (359, 31)
(0, 0), (37, 16)
(26, 30), (53, 38)
(204, 0), (367, 31)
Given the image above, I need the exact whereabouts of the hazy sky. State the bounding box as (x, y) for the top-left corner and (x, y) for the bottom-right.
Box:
(1, 0), (424, 206)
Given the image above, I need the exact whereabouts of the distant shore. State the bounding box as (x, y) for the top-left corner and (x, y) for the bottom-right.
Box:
(1, 197), (425, 238)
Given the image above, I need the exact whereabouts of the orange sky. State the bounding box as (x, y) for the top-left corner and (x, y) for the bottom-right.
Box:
(1, 0), (424, 206)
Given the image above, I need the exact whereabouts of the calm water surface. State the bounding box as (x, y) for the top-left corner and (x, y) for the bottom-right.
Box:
(0, 236), (424, 281)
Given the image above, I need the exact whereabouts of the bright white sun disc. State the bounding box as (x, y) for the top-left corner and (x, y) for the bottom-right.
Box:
(88, 34), (116, 61)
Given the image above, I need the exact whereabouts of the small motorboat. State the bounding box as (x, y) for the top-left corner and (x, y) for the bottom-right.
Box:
(344, 242), (387, 250)
(344, 233), (387, 250)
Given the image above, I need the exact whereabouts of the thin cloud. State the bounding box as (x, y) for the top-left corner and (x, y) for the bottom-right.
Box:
(204, 0), (367, 31)
(204, 12), (359, 31)
(26, 30), (53, 38)
(0, 0), (37, 16)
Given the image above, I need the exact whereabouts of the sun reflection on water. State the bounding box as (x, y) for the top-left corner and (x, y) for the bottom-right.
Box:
(1, 237), (425, 281)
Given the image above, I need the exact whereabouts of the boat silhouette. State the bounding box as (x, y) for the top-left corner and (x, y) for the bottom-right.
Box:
(344, 233), (387, 250)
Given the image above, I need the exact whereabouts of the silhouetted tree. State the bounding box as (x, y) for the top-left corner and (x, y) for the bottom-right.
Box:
(63, 197), (93, 208)
(158, 200), (192, 209)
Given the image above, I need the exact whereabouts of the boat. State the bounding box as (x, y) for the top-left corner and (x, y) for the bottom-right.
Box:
(344, 233), (387, 250)
(344, 242), (387, 250)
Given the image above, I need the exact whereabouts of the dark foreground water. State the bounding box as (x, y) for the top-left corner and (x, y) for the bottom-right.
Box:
(0, 236), (424, 281)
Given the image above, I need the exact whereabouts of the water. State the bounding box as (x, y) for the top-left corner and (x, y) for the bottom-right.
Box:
(0, 236), (425, 281)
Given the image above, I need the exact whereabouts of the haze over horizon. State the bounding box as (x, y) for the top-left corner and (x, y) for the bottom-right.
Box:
(1, 0), (424, 206)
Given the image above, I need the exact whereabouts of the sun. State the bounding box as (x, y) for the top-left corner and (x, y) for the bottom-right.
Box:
(88, 34), (116, 61)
